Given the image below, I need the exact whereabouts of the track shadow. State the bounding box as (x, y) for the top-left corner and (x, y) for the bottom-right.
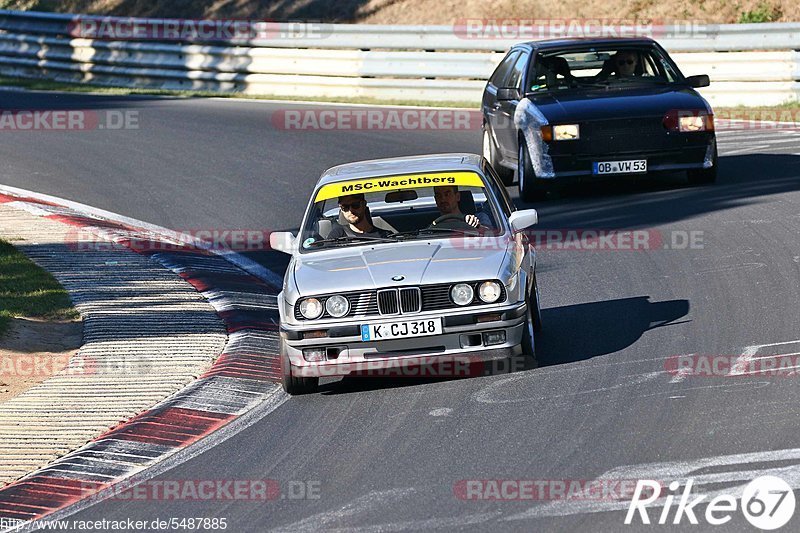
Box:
(518, 153), (800, 230)
(535, 296), (690, 367)
(315, 295), (688, 395)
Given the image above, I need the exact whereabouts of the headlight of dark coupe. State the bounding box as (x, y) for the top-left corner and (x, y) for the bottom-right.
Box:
(663, 110), (715, 133)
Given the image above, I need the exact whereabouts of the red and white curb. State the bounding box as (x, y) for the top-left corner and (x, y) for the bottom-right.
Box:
(0, 186), (287, 530)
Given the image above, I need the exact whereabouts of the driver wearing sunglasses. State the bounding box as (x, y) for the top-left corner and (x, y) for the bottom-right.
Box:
(326, 193), (391, 239)
(612, 51), (639, 77)
(594, 50), (641, 82)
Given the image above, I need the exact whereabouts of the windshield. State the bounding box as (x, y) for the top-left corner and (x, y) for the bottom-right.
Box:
(527, 45), (681, 93)
(298, 171), (502, 252)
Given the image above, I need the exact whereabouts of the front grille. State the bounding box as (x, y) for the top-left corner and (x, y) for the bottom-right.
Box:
(295, 282), (506, 320)
(377, 287), (422, 315)
(420, 285), (455, 311)
(352, 291), (378, 316)
(583, 117), (672, 155)
(399, 288), (422, 313)
(377, 289), (400, 315)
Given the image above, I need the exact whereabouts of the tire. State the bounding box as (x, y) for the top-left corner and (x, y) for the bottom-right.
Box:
(483, 126), (514, 185)
(520, 289), (536, 360)
(280, 338), (319, 395)
(687, 142), (718, 185)
(518, 137), (549, 202)
(531, 274), (543, 333)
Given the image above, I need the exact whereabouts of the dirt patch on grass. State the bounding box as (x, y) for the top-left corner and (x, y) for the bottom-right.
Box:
(0, 237), (83, 403)
(0, 317), (83, 402)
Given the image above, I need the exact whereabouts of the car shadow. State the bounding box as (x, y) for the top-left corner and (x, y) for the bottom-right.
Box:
(535, 295), (690, 367)
(516, 153), (800, 230)
(316, 295), (689, 395)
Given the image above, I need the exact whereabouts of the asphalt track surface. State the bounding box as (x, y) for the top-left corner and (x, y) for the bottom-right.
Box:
(2, 91), (800, 532)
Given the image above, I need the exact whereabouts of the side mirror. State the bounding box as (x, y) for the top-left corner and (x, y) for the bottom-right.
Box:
(685, 75), (710, 88)
(269, 231), (296, 254)
(509, 209), (538, 231)
(497, 87), (521, 101)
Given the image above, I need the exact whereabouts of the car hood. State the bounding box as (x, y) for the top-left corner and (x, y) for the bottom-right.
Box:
(530, 85), (709, 123)
(293, 241), (511, 295)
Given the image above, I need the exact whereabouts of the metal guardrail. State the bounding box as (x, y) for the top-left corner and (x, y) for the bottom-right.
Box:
(0, 10), (798, 106)
(2, 10), (800, 52)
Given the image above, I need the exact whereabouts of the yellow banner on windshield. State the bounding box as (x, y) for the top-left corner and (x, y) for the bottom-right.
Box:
(314, 171), (485, 202)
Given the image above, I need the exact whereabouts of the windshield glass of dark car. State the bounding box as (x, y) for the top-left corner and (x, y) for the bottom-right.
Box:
(527, 46), (680, 92)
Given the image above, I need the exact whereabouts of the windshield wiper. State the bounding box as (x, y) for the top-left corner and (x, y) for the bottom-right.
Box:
(389, 227), (479, 240)
(615, 77), (671, 85)
(575, 81), (611, 89)
(306, 235), (396, 248)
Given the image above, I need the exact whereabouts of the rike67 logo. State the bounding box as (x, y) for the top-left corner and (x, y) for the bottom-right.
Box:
(625, 476), (795, 529)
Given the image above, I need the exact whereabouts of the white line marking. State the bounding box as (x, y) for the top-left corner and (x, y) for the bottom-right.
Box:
(505, 447), (800, 521)
(729, 344), (761, 376)
(730, 341), (800, 376)
(474, 371), (662, 405)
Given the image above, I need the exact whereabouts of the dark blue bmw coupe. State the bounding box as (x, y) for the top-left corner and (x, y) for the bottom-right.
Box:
(481, 37), (717, 201)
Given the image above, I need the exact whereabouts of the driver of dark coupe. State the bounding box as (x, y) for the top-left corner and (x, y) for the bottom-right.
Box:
(432, 185), (491, 228)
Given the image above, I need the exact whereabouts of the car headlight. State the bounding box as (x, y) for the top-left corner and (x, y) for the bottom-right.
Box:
(478, 281), (502, 303)
(663, 110), (714, 133)
(325, 295), (350, 318)
(553, 124), (580, 141)
(451, 283), (474, 306)
(679, 115), (706, 132)
(299, 298), (323, 319)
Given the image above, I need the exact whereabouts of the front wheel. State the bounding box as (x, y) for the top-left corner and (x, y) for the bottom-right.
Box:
(531, 274), (543, 333)
(518, 138), (549, 202)
(281, 339), (319, 395)
(521, 291), (536, 360)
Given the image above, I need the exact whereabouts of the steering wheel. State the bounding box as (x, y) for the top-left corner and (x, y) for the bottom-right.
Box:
(430, 213), (477, 232)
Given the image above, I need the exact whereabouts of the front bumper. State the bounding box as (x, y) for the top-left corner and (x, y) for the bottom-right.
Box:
(540, 133), (716, 181)
(281, 302), (527, 377)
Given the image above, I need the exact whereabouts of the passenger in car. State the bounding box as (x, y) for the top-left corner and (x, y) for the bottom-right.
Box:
(546, 56), (575, 87)
(327, 193), (391, 239)
(432, 186), (492, 228)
